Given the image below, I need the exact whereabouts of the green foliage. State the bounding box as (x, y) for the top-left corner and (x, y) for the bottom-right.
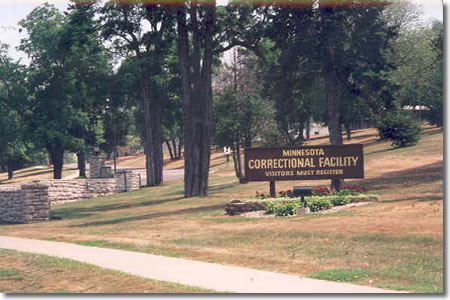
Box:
(18, 3), (112, 177)
(0, 268), (21, 277)
(213, 49), (277, 148)
(264, 201), (277, 214)
(307, 269), (372, 282)
(264, 200), (300, 216)
(376, 108), (421, 147)
(386, 18), (443, 127)
(329, 196), (351, 206)
(306, 198), (333, 212)
(274, 201), (300, 216)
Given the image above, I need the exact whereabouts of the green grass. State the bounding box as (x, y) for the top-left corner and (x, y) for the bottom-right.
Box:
(50, 289), (72, 293)
(0, 268), (21, 277)
(307, 269), (372, 282)
(75, 240), (182, 258)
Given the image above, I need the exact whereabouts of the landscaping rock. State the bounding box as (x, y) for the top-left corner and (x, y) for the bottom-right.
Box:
(225, 202), (266, 216)
(350, 196), (378, 203)
(296, 207), (310, 215)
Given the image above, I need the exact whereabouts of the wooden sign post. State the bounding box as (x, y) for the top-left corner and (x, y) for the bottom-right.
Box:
(270, 181), (276, 197)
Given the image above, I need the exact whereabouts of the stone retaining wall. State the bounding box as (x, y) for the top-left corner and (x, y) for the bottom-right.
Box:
(0, 171), (141, 224)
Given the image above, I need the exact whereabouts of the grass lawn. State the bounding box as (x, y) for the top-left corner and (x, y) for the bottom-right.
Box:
(0, 127), (443, 293)
(0, 249), (211, 293)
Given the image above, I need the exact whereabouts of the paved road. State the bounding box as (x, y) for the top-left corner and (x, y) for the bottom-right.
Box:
(0, 236), (403, 293)
(117, 168), (184, 185)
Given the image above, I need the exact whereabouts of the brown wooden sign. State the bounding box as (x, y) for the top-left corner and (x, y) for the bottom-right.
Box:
(244, 144), (364, 181)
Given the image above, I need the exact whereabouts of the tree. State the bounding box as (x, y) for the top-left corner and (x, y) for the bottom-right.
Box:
(0, 44), (32, 180)
(19, 4), (92, 179)
(387, 20), (443, 126)
(376, 106), (420, 147)
(262, 2), (395, 190)
(175, 2), (261, 196)
(101, 2), (176, 186)
(175, 2), (216, 197)
(64, 0), (113, 177)
(213, 48), (277, 180)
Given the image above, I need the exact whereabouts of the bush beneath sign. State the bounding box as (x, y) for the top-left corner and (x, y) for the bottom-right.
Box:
(239, 187), (376, 217)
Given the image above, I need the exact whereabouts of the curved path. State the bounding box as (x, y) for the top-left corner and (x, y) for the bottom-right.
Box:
(0, 236), (402, 293)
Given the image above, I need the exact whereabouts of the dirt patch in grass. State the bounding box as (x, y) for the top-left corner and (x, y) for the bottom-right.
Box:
(0, 249), (212, 293)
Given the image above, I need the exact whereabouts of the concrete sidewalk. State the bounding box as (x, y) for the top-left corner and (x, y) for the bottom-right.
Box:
(0, 236), (402, 293)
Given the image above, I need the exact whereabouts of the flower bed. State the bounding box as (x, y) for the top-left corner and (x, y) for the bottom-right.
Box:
(226, 186), (377, 217)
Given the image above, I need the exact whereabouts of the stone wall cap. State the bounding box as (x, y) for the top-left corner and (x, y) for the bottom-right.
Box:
(22, 183), (49, 189)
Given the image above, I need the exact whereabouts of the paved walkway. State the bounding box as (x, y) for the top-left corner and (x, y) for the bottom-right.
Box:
(0, 236), (402, 293)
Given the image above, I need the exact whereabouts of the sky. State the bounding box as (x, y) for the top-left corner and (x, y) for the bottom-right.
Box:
(0, 0), (445, 64)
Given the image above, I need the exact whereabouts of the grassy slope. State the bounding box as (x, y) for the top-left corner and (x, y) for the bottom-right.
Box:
(0, 127), (443, 293)
(0, 166), (78, 185)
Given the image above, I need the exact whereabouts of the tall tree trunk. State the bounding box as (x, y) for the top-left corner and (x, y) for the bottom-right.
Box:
(178, 137), (183, 159)
(324, 41), (343, 191)
(345, 123), (352, 140)
(306, 119), (311, 140)
(232, 141), (239, 178)
(151, 96), (163, 184)
(113, 147), (117, 174)
(49, 144), (64, 179)
(236, 140), (242, 179)
(140, 75), (163, 187)
(298, 122), (304, 144)
(177, 3), (215, 197)
(166, 140), (174, 160)
(171, 138), (178, 159)
(77, 151), (86, 178)
(7, 159), (14, 180)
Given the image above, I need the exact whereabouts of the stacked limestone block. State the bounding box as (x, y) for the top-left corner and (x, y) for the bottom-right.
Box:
(100, 166), (114, 178)
(127, 173), (141, 191)
(40, 180), (91, 203)
(22, 183), (50, 222)
(115, 170), (140, 192)
(86, 178), (122, 197)
(0, 186), (26, 223)
(89, 155), (105, 178)
(0, 183), (50, 224)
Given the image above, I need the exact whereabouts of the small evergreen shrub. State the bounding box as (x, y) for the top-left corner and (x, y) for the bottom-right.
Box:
(376, 109), (421, 147)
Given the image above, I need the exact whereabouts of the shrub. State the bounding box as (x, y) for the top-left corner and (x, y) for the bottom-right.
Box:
(265, 201), (277, 214)
(330, 196), (351, 206)
(312, 187), (334, 196)
(264, 200), (300, 216)
(306, 198), (332, 212)
(274, 201), (300, 216)
(337, 186), (367, 196)
(376, 109), (421, 147)
(278, 189), (294, 198)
